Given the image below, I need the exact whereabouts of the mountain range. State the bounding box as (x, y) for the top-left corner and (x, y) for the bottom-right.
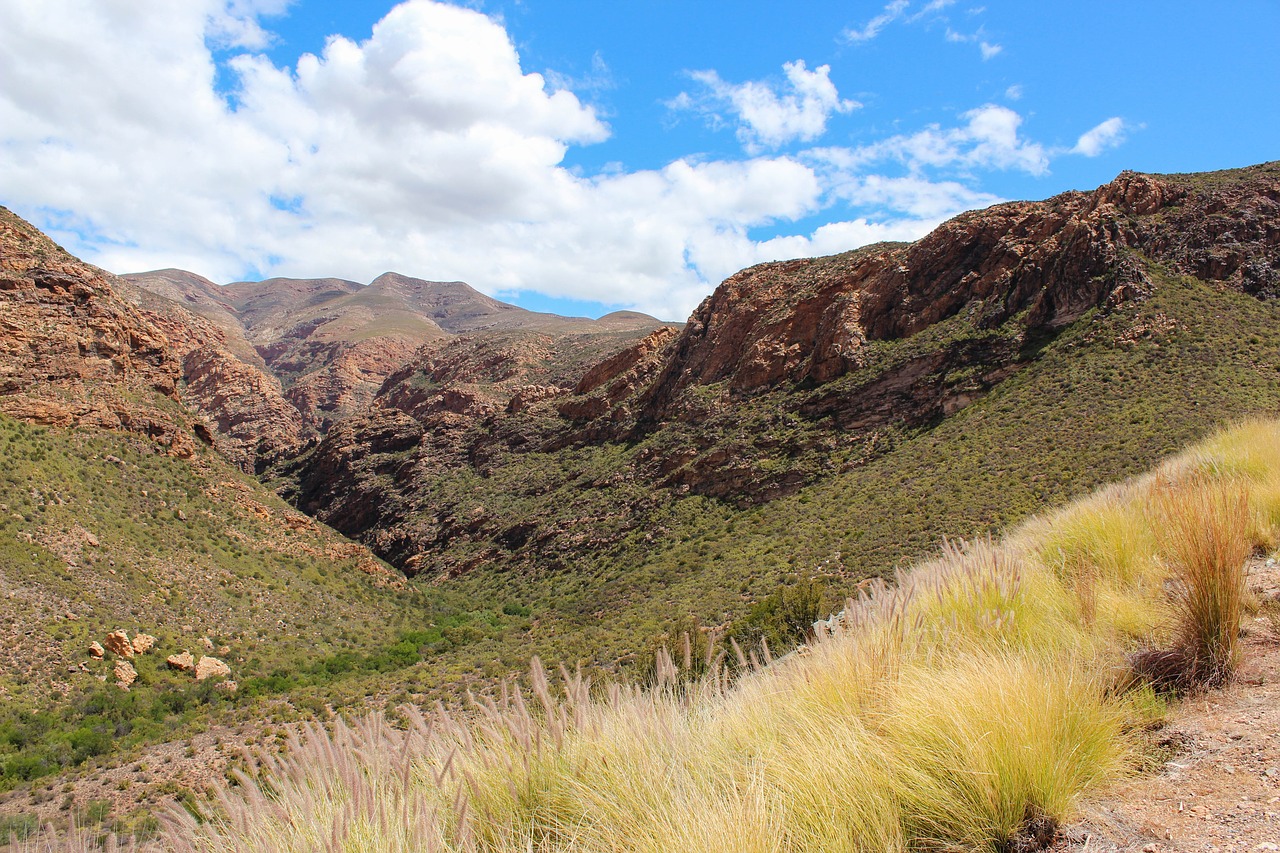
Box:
(1, 160), (1279, 833)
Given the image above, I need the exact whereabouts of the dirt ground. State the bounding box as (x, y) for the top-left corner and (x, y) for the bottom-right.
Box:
(1050, 559), (1280, 853)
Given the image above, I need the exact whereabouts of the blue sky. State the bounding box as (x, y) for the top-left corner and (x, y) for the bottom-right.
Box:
(1, 1), (1276, 320)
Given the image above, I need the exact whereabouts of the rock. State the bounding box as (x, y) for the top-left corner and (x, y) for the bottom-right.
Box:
(113, 660), (137, 689)
(199, 636), (214, 650)
(131, 633), (157, 655)
(87, 641), (105, 659)
(214, 680), (237, 694)
(103, 630), (134, 658)
(166, 651), (195, 673)
(194, 656), (231, 681)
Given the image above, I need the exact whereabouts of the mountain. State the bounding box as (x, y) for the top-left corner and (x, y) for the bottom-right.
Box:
(288, 161), (1280, 663)
(125, 270), (669, 435)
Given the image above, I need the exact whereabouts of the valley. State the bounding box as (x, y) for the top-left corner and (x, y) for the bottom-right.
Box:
(1, 161), (1279, 849)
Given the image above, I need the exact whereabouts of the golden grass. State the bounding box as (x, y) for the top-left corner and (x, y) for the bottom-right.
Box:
(24, 418), (1280, 852)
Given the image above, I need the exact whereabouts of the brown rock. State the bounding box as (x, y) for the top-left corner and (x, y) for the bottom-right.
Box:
(166, 651), (195, 673)
(131, 633), (157, 655)
(214, 680), (238, 694)
(113, 660), (137, 689)
(194, 656), (231, 681)
(87, 641), (105, 659)
(103, 630), (134, 659)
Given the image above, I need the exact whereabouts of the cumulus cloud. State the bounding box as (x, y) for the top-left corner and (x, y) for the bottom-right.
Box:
(675, 61), (859, 152)
(1072, 117), (1128, 156)
(0, 0), (1128, 321)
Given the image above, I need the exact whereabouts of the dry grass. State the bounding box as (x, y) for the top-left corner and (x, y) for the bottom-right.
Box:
(22, 419), (1280, 853)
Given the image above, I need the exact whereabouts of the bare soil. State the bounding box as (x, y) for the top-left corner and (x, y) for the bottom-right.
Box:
(1051, 560), (1280, 853)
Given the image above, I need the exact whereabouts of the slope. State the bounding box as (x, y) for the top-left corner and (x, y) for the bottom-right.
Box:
(290, 162), (1280, 670)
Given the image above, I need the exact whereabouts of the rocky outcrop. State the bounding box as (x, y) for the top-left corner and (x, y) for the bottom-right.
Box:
(0, 208), (201, 456)
(131, 633), (157, 655)
(113, 660), (137, 689)
(122, 283), (309, 470)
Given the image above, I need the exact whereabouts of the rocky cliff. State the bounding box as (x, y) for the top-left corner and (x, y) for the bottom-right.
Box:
(0, 209), (310, 469)
(0, 207), (199, 456)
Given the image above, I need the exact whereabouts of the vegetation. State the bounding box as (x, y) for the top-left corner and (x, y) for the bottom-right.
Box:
(418, 261), (1280, 675)
(0, 414), (524, 793)
(17, 414), (1274, 851)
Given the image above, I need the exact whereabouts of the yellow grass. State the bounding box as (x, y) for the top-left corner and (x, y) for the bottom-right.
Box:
(24, 419), (1280, 852)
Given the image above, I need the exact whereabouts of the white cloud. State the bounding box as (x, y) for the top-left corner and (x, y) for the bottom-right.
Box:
(845, 0), (910, 42)
(1072, 117), (1128, 157)
(945, 26), (1002, 60)
(826, 104), (1049, 177)
(0, 0), (1126, 322)
(677, 61), (859, 152)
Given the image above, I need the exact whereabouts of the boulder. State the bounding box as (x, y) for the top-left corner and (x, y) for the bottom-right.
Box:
(87, 641), (105, 659)
(131, 633), (157, 655)
(103, 630), (134, 658)
(166, 651), (195, 673)
(194, 656), (231, 681)
(113, 660), (137, 689)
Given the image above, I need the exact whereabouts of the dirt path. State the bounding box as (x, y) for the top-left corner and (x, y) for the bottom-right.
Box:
(1052, 561), (1280, 853)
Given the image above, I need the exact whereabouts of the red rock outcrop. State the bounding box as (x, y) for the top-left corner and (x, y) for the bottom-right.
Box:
(0, 208), (199, 455)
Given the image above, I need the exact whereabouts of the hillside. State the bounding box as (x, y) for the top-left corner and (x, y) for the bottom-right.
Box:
(0, 214), (531, 805)
(287, 162), (1280, 667)
(14, 415), (1280, 850)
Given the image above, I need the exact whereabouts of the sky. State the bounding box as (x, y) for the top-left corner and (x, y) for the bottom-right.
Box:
(0, 2), (1276, 321)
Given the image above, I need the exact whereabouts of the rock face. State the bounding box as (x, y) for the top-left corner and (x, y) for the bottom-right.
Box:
(289, 162), (1280, 576)
(0, 208), (307, 469)
(0, 208), (198, 455)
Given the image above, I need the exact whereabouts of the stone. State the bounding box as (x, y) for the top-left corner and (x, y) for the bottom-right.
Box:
(113, 660), (137, 689)
(166, 651), (195, 673)
(194, 656), (231, 681)
(87, 641), (105, 659)
(103, 630), (134, 658)
(131, 633), (157, 655)
(214, 680), (237, 694)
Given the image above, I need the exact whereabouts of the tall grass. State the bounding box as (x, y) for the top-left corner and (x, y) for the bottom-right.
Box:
(22, 419), (1280, 853)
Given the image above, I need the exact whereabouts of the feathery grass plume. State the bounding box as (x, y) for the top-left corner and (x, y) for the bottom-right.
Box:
(1148, 475), (1253, 688)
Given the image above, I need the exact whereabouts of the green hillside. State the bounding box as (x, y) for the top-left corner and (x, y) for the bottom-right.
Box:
(0, 415), (526, 795)
(400, 259), (1280, 671)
